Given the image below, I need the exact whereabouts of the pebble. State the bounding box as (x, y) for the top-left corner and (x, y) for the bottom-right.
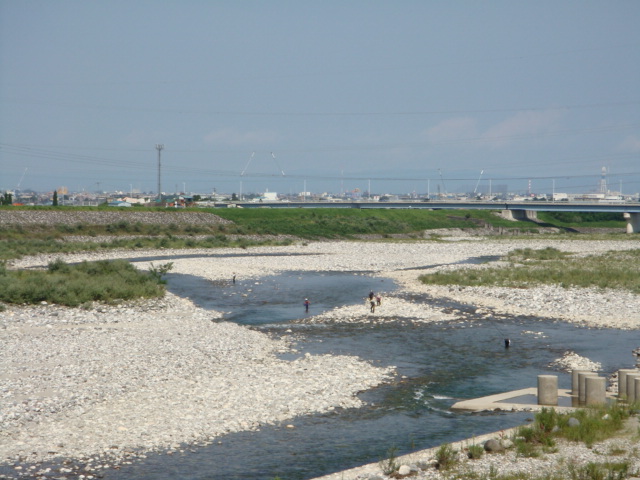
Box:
(2, 234), (639, 479)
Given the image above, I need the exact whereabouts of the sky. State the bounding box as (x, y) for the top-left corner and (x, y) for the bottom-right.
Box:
(1, 1), (639, 197)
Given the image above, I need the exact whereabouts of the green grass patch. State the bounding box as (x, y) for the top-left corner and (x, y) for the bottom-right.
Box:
(0, 259), (169, 307)
(209, 207), (530, 238)
(538, 211), (626, 229)
(0, 235), (294, 261)
(448, 405), (636, 479)
(435, 443), (459, 470)
(555, 403), (630, 447)
(419, 248), (640, 294)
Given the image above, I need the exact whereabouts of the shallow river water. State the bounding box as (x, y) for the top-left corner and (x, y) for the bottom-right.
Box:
(95, 268), (639, 480)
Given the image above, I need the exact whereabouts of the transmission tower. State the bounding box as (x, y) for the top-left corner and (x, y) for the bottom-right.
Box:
(599, 166), (607, 195)
(156, 144), (164, 202)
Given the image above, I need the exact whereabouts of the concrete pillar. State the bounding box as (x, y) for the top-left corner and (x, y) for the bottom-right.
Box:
(578, 372), (599, 404)
(624, 212), (640, 234)
(618, 369), (639, 400)
(571, 369), (590, 396)
(627, 373), (640, 403)
(501, 209), (515, 220)
(635, 377), (640, 405)
(585, 376), (607, 406)
(538, 375), (558, 406)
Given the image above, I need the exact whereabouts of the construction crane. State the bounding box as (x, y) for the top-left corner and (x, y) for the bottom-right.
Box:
(271, 152), (285, 176)
(473, 170), (484, 195)
(15, 167), (28, 191)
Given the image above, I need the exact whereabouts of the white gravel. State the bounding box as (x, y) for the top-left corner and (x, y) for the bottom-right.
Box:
(2, 235), (639, 478)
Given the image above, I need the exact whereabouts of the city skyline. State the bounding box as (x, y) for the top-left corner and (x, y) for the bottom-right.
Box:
(1, 1), (639, 196)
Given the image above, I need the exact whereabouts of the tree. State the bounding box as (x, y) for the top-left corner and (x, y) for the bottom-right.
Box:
(231, 193), (238, 201)
(1, 192), (12, 205)
(52, 190), (58, 206)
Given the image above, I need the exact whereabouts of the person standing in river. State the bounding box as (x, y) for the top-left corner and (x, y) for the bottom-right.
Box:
(304, 298), (310, 313)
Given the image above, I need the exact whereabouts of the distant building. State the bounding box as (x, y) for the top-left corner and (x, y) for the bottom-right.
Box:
(108, 200), (132, 207)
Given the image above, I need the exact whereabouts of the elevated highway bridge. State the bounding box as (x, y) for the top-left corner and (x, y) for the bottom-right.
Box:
(230, 200), (640, 233)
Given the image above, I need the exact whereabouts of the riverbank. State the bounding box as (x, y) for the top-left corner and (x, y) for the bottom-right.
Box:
(2, 237), (639, 478)
(310, 416), (640, 480)
(0, 292), (395, 476)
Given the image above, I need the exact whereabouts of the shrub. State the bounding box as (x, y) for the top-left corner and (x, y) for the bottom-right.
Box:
(537, 407), (559, 433)
(48, 258), (71, 273)
(379, 446), (400, 476)
(435, 443), (458, 470)
(556, 403), (629, 447)
(466, 443), (484, 460)
(0, 259), (166, 307)
(148, 262), (174, 283)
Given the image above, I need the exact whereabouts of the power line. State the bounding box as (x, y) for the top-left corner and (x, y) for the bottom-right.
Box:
(2, 96), (639, 117)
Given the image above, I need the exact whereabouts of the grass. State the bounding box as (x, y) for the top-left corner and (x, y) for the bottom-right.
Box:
(514, 403), (634, 462)
(443, 405), (639, 480)
(0, 206), (632, 260)
(538, 211), (627, 229)
(466, 442), (485, 460)
(210, 207), (529, 238)
(419, 248), (640, 294)
(379, 446), (401, 475)
(435, 443), (459, 470)
(0, 234), (295, 261)
(452, 460), (633, 480)
(0, 259), (171, 307)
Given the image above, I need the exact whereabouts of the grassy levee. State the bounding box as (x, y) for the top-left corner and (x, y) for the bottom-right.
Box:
(203, 207), (531, 238)
(0, 207), (625, 260)
(419, 247), (640, 294)
(0, 207), (533, 261)
(0, 206), (632, 261)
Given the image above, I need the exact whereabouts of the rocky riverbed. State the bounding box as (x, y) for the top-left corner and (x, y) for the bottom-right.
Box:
(2, 234), (640, 479)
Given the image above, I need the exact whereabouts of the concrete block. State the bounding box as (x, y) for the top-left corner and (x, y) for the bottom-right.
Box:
(585, 376), (606, 406)
(618, 369), (639, 400)
(538, 375), (558, 406)
(578, 372), (599, 404)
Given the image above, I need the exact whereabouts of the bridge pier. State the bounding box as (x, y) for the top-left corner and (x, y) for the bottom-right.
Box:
(502, 209), (538, 222)
(624, 212), (640, 234)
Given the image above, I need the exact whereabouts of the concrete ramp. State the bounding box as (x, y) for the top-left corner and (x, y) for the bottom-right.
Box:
(450, 387), (612, 412)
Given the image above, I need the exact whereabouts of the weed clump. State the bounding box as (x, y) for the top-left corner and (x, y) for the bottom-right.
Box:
(435, 443), (458, 470)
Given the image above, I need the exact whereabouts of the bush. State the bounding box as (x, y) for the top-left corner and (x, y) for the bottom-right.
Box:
(0, 259), (166, 307)
(378, 446), (400, 476)
(435, 443), (458, 470)
(466, 443), (484, 460)
(148, 262), (174, 284)
(556, 404), (629, 447)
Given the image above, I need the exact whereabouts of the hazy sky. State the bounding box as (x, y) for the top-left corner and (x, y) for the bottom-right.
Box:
(1, 1), (639, 197)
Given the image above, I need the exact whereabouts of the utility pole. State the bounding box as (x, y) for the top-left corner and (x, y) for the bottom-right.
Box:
(156, 144), (164, 203)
